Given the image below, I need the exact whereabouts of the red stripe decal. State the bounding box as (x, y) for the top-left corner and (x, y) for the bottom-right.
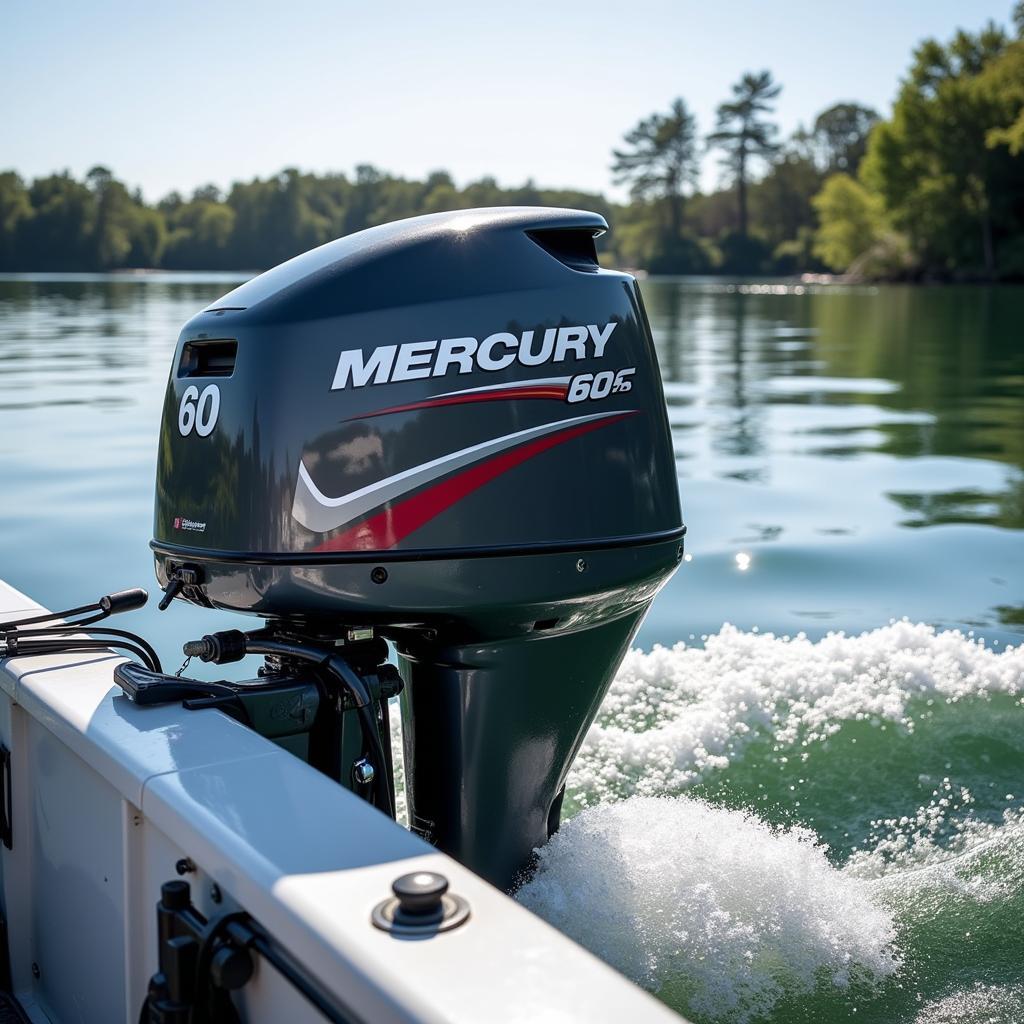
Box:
(354, 384), (570, 420)
(313, 411), (636, 552)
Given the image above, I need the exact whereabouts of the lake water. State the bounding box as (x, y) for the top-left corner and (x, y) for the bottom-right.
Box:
(1, 274), (1023, 1023)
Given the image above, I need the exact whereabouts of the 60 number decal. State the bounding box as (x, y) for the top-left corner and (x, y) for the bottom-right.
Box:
(178, 384), (221, 437)
(567, 367), (635, 404)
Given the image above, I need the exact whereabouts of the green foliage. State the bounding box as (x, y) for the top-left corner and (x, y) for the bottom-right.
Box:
(812, 174), (885, 269)
(811, 103), (879, 174)
(163, 193), (235, 269)
(613, 205), (714, 274)
(21, 173), (97, 270)
(717, 231), (773, 275)
(0, 168), (166, 271)
(0, 173), (32, 268)
(87, 165), (166, 269)
(982, 40), (1024, 155)
(772, 227), (820, 276)
(857, 22), (1024, 278)
(748, 144), (822, 251)
(811, 174), (912, 278)
(0, 166), (614, 273)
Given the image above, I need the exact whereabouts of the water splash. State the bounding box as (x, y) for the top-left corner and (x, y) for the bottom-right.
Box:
(518, 623), (1024, 1023)
(518, 796), (900, 1023)
(567, 621), (1023, 813)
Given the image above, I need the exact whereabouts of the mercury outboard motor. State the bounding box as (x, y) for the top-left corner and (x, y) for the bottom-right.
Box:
(143, 208), (683, 890)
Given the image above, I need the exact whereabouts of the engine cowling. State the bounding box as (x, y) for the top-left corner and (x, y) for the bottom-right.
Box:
(152, 208), (684, 888)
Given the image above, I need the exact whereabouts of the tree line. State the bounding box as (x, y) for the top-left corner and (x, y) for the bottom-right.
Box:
(0, 165), (620, 274)
(1, 6), (1022, 280)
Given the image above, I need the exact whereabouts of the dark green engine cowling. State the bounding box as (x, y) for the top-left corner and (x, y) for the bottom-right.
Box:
(152, 207), (684, 889)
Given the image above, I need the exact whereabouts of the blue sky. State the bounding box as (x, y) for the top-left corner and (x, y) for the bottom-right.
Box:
(2, 1), (1014, 201)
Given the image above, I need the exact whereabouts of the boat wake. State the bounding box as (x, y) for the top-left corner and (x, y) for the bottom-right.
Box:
(518, 795), (899, 1022)
(517, 622), (1024, 1024)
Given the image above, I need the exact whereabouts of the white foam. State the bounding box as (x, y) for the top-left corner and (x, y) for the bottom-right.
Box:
(850, 803), (1024, 919)
(523, 623), (1024, 1021)
(914, 982), (1024, 1023)
(568, 622), (1024, 808)
(518, 796), (900, 1023)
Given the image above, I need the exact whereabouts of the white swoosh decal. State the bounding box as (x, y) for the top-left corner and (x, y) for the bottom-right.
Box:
(292, 410), (626, 534)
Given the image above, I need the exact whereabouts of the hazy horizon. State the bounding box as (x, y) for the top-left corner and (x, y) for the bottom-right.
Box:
(3, 0), (1014, 202)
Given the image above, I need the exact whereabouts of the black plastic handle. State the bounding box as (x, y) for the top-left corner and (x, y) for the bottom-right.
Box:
(99, 589), (149, 615)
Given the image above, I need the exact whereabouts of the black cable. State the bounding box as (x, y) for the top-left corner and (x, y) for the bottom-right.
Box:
(7, 626), (162, 674)
(57, 610), (109, 628)
(6, 639), (158, 672)
(327, 654), (393, 817)
(0, 603), (103, 631)
(241, 637), (333, 669)
(189, 913), (247, 1024)
(239, 637), (394, 817)
(225, 918), (361, 1024)
(11, 640), (154, 669)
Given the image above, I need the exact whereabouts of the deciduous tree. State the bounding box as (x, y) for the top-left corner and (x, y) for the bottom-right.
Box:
(812, 103), (879, 174)
(860, 23), (1022, 277)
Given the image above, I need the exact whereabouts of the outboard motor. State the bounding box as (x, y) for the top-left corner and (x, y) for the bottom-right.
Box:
(147, 208), (684, 889)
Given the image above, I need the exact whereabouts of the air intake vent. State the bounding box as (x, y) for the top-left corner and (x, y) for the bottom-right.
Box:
(178, 339), (237, 378)
(527, 228), (601, 272)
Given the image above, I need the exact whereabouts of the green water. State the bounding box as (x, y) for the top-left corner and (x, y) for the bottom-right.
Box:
(1, 275), (1023, 1023)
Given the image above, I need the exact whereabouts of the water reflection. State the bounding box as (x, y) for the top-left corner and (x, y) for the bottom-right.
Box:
(644, 278), (1024, 645)
(0, 274), (1022, 667)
